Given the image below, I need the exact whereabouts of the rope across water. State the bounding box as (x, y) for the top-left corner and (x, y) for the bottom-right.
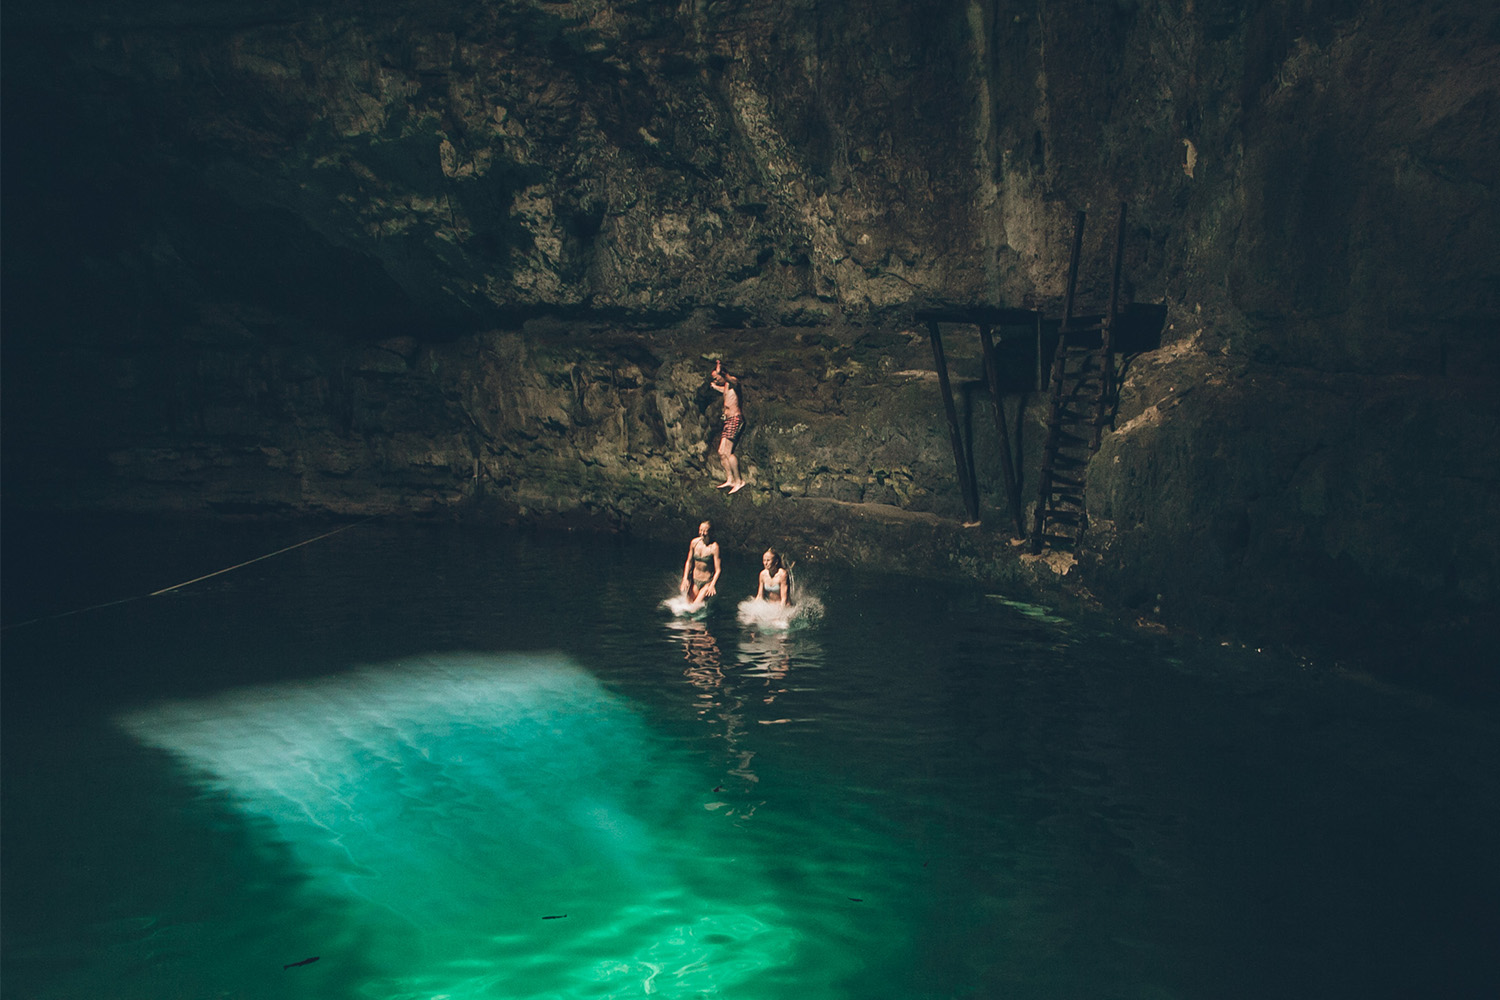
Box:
(3, 516), (377, 630)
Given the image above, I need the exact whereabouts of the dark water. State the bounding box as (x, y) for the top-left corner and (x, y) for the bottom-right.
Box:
(2, 516), (1497, 1000)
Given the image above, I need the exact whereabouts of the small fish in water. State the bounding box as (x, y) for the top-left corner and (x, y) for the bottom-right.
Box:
(283, 956), (320, 970)
(713, 785), (723, 793)
(542, 914), (568, 920)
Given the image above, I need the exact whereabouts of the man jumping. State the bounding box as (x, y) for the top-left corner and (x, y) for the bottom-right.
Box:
(709, 359), (746, 494)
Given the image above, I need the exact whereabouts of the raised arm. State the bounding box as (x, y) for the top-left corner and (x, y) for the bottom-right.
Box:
(709, 360), (738, 395)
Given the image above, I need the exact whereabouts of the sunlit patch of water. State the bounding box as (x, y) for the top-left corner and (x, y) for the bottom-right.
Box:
(115, 652), (904, 999)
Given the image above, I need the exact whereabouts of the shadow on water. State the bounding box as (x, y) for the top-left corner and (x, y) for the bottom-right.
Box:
(1, 721), (382, 1000)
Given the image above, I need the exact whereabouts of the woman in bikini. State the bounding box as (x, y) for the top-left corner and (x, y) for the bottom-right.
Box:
(680, 520), (722, 605)
(754, 548), (791, 607)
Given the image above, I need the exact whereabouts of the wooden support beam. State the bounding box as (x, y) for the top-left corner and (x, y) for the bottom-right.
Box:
(927, 320), (980, 525)
(979, 323), (1025, 538)
(1061, 209), (1086, 336)
(1093, 201), (1128, 451)
(915, 306), (1040, 326)
(1035, 312), (1044, 393)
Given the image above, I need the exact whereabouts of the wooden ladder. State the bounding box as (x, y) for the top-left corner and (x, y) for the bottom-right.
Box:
(1029, 204), (1127, 555)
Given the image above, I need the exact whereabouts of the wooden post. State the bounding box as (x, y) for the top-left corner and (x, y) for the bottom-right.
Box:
(928, 320), (980, 525)
(1035, 311), (1043, 392)
(1093, 201), (1128, 451)
(1061, 209), (1085, 335)
(979, 324), (1025, 538)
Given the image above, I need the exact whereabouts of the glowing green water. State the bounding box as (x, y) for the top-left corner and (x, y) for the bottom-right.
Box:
(3, 519), (1498, 999)
(113, 652), (886, 999)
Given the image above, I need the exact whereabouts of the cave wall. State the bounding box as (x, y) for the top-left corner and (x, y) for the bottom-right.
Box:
(3, 0), (1496, 661)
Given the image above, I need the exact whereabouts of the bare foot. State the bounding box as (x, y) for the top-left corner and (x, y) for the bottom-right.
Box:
(715, 482), (732, 489)
(728, 482), (746, 494)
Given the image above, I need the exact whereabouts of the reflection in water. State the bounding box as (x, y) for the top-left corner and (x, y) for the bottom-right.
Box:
(667, 606), (829, 826)
(738, 630), (791, 706)
(675, 618), (725, 691)
(669, 618), (761, 817)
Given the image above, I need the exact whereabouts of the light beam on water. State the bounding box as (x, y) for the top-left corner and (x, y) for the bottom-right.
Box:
(116, 652), (896, 999)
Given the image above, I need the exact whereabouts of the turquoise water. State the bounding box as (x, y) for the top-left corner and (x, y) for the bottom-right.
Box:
(3, 518), (1498, 999)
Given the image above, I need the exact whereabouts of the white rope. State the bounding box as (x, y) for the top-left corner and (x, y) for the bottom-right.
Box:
(2, 516), (377, 630)
(148, 518), (374, 595)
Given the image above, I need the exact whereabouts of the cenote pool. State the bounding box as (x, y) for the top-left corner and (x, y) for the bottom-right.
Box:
(2, 517), (1497, 999)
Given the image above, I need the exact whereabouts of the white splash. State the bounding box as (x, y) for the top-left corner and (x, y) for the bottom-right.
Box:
(662, 594), (710, 617)
(736, 594), (824, 631)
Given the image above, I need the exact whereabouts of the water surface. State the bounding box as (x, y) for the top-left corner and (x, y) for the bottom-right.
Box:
(3, 517), (1497, 999)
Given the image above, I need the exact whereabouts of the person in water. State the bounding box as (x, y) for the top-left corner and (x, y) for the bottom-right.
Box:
(709, 359), (746, 494)
(680, 520), (722, 604)
(754, 548), (791, 607)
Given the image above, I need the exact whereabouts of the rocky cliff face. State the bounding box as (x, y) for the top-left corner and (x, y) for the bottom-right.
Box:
(3, 0), (1496, 676)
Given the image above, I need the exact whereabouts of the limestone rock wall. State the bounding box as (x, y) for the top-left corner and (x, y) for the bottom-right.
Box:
(11, 319), (985, 525)
(17, 0), (1489, 352)
(3, 0), (1497, 668)
(1086, 333), (1498, 666)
